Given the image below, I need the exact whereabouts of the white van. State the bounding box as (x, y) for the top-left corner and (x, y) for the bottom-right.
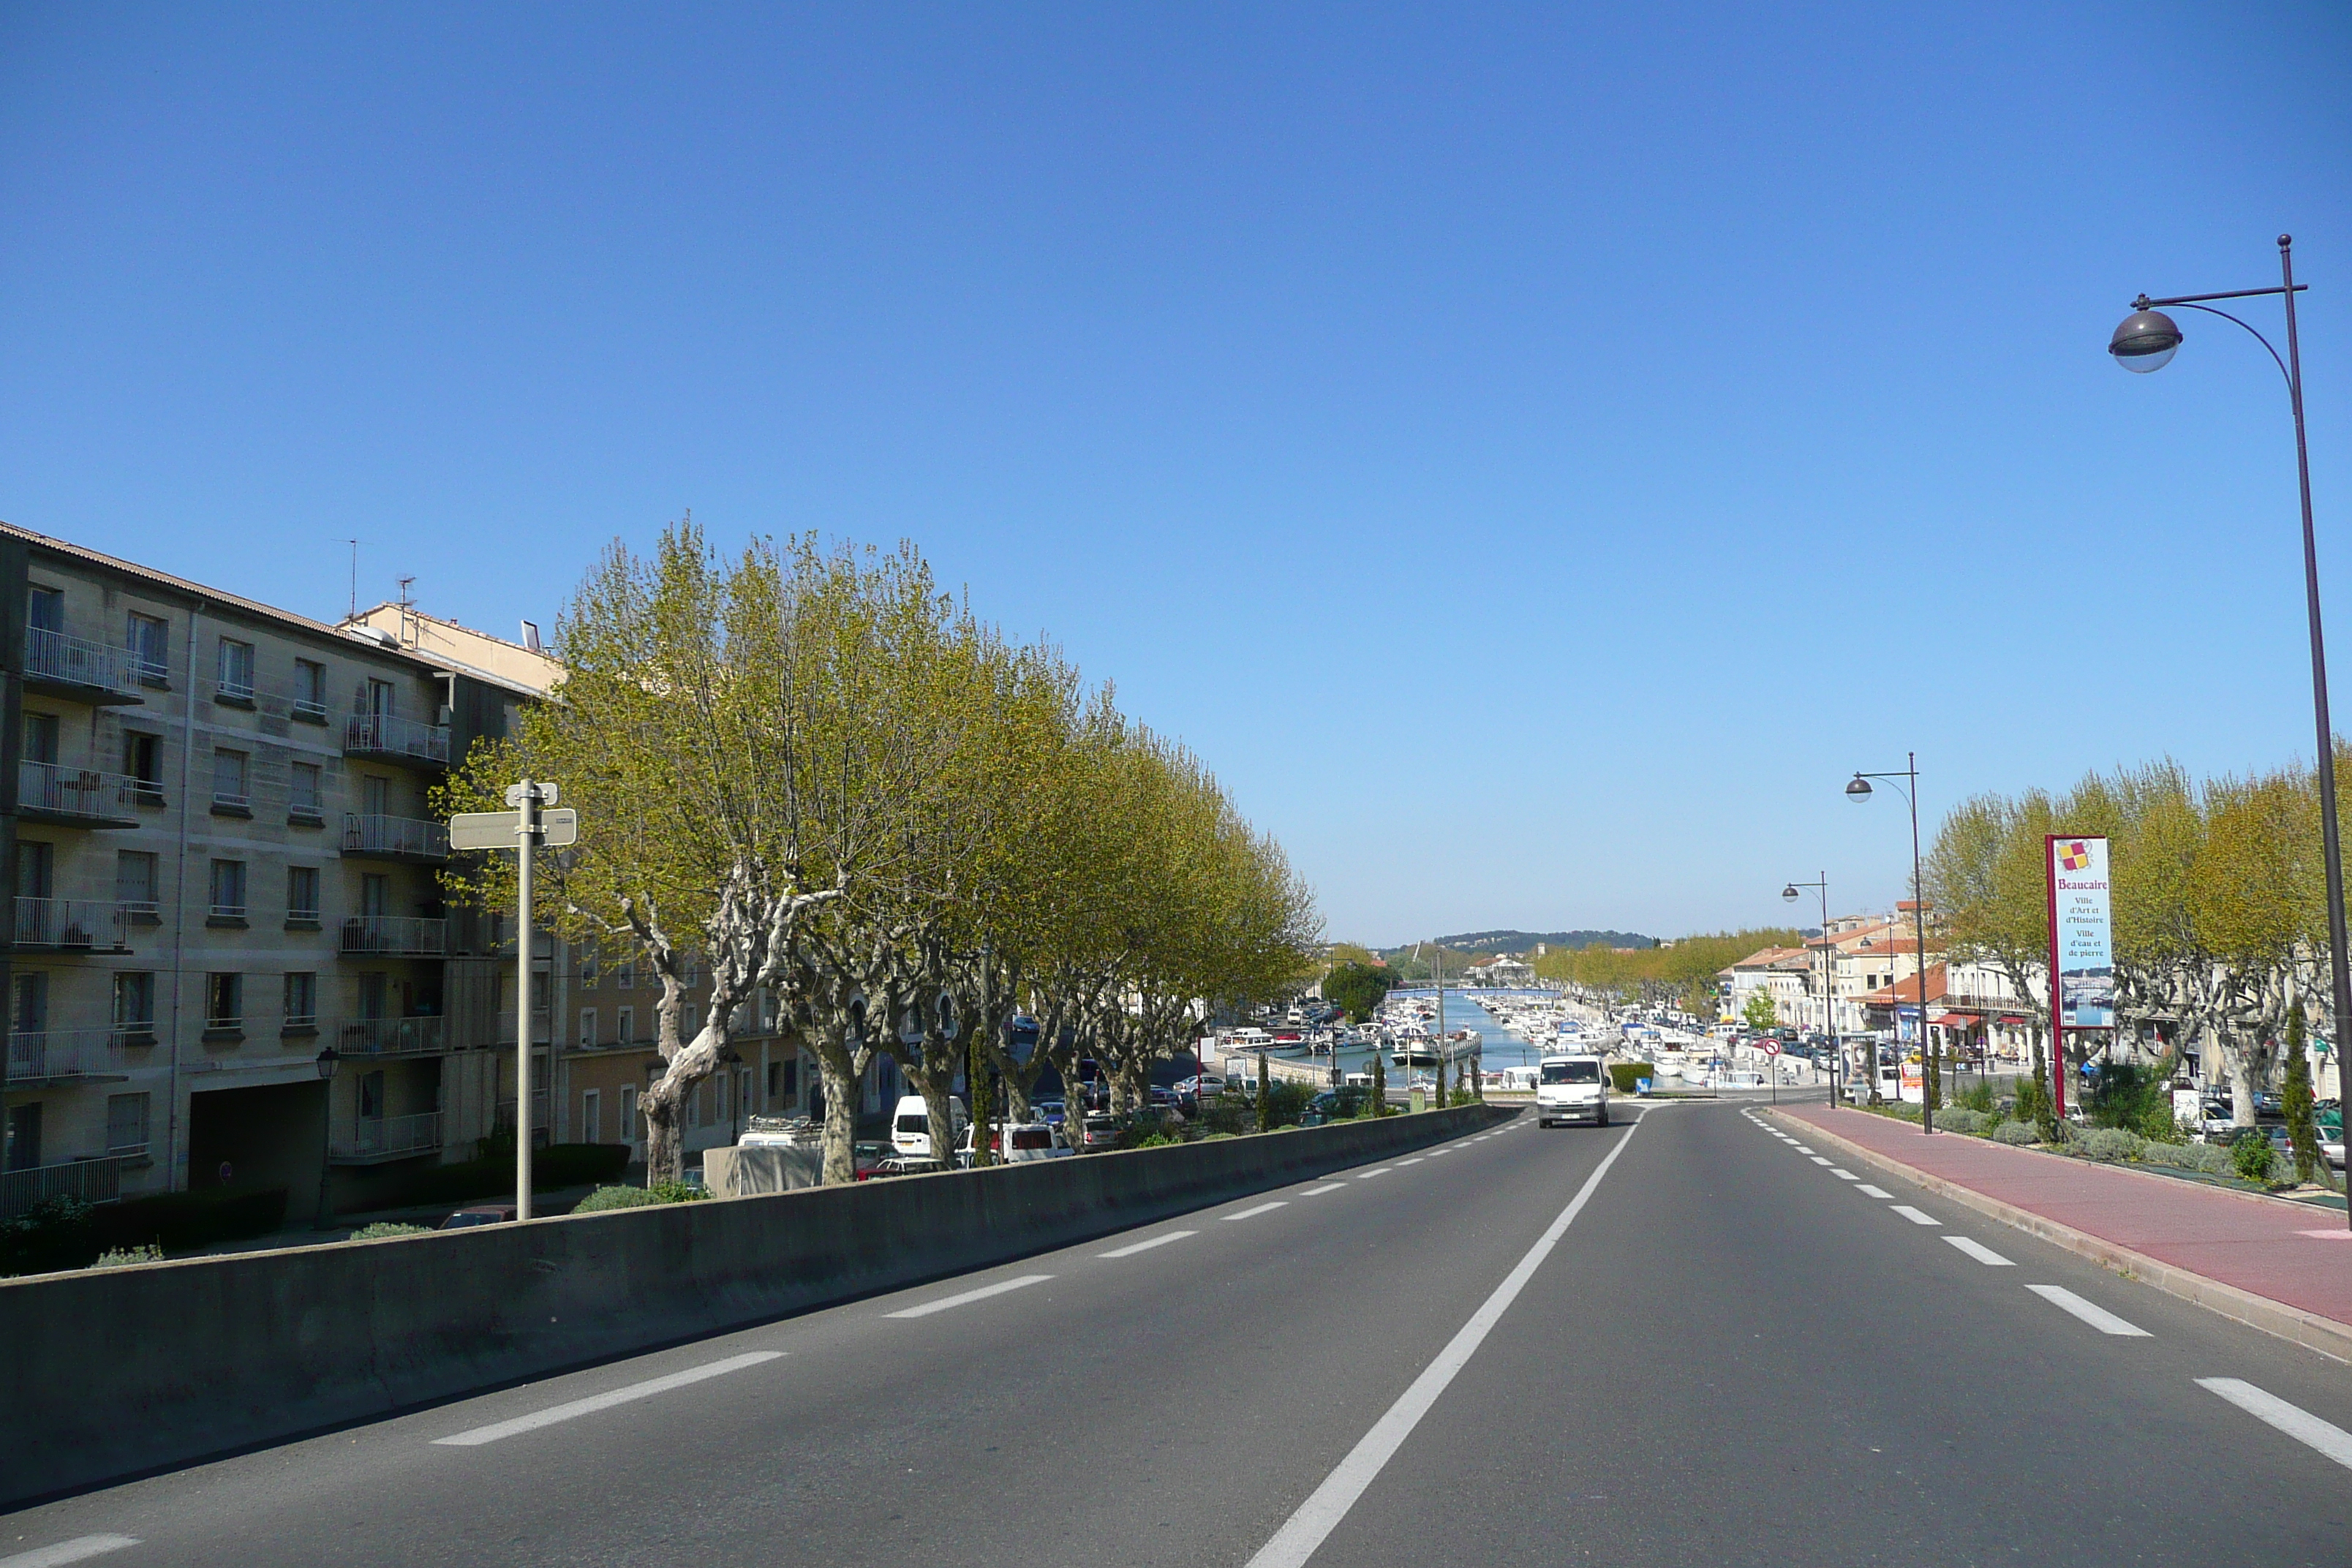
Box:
(891, 1093), (969, 1160)
(1537, 1054), (1610, 1128)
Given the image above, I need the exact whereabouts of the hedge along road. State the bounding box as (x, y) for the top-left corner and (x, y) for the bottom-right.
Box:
(7, 1100), (2351, 1566)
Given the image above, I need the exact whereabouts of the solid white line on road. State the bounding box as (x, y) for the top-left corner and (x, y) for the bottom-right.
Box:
(0, 1539), (142, 1568)
(1300, 1183), (1346, 1196)
(1809, 1156), (1834, 1166)
(1858, 1185), (1893, 1199)
(1831, 1169), (1858, 1180)
(1356, 1168), (1392, 1179)
(1398, 1158), (1425, 1166)
(2198, 1378), (2352, 1471)
(1889, 1205), (1940, 1226)
(1245, 1117), (1641, 1568)
(1943, 1235), (2015, 1266)
(885, 1275), (1054, 1321)
(434, 1352), (784, 1446)
(2026, 1284), (2150, 1336)
(1100, 1230), (1197, 1258)
(2297, 1230), (2352, 1240)
(1224, 1202), (1289, 1222)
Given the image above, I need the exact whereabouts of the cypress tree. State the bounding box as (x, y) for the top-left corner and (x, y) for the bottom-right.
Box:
(1257, 1052), (1272, 1133)
(1370, 1050), (1387, 1117)
(2285, 1008), (2327, 1188)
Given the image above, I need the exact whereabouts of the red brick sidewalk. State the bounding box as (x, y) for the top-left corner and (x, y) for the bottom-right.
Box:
(1778, 1103), (2352, 1340)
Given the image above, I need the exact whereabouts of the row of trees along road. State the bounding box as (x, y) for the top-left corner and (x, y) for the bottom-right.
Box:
(1530, 930), (1807, 1017)
(1928, 755), (2351, 1130)
(440, 524), (1320, 1184)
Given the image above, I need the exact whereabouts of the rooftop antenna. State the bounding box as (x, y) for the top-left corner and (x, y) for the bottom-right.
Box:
(397, 574), (415, 607)
(344, 540), (359, 619)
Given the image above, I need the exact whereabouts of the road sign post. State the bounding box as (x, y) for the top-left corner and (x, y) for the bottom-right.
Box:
(449, 782), (575, 1220)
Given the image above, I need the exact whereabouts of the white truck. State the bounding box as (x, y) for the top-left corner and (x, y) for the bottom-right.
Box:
(1537, 1053), (1610, 1128)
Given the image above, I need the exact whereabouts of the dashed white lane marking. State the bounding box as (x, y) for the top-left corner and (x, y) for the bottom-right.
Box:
(1300, 1183), (1346, 1196)
(1830, 1169), (1858, 1180)
(1357, 1168), (1393, 1180)
(1398, 1158), (1425, 1166)
(1858, 1184), (1894, 1199)
(1793, 1146), (1817, 1154)
(1244, 1120), (1642, 1568)
(0, 1539), (142, 1568)
(1943, 1235), (2014, 1266)
(885, 1275), (1053, 1320)
(1100, 1230), (1197, 1258)
(1428, 1149), (1452, 1157)
(1889, 1205), (1940, 1226)
(2198, 1379), (2352, 1470)
(1225, 1202), (1289, 1222)
(2026, 1284), (2150, 1337)
(434, 1352), (784, 1445)
(1809, 1156), (1833, 1166)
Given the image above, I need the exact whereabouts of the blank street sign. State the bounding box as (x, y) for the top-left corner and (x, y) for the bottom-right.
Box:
(449, 808), (579, 850)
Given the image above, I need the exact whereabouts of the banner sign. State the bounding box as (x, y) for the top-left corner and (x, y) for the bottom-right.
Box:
(2047, 834), (2114, 1030)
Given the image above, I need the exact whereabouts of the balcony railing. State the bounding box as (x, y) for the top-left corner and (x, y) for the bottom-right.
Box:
(343, 713), (450, 766)
(17, 760), (141, 826)
(4, 1028), (137, 1085)
(330, 1111), (442, 1162)
(338, 915), (446, 957)
(14, 897), (129, 952)
(0, 1155), (124, 1217)
(338, 1015), (447, 1057)
(23, 627), (129, 698)
(341, 813), (450, 861)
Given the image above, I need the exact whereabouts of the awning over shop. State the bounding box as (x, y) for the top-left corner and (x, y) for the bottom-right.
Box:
(1997, 1015), (2029, 1027)
(1931, 1013), (1981, 1027)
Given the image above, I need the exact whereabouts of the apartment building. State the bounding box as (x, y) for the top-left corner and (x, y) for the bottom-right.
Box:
(0, 524), (556, 1216)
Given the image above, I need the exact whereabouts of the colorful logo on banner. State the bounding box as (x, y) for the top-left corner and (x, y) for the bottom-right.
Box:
(2049, 834), (2114, 1029)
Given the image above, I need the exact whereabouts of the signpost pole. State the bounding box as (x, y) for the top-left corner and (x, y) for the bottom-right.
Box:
(2046, 835), (2066, 1123)
(515, 782), (540, 1221)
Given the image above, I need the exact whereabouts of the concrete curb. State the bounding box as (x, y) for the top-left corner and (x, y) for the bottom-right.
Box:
(1765, 1107), (2352, 1366)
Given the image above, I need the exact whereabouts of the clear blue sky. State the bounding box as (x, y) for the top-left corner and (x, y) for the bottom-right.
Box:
(4, 4), (2347, 946)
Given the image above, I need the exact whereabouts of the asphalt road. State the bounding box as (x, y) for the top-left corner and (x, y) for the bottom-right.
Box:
(8, 1098), (2351, 1567)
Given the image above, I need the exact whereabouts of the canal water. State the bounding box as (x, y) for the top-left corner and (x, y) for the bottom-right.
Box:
(1316, 987), (1559, 1085)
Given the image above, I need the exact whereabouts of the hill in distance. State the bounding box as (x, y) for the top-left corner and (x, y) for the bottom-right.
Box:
(1375, 930), (1657, 958)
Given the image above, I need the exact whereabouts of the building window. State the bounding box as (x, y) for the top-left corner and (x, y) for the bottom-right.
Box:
(206, 973), (243, 1029)
(616, 960), (636, 991)
(284, 972), (317, 1028)
(579, 947), (599, 987)
(113, 972), (155, 1033)
(581, 1088), (602, 1144)
(578, 1008), (598, 1047)
(293, 658), (327, 720)
(208, 859), (247, 919)
(127, 612), (169, 686)
(290, 761), (323, 818)
(22, 712), (58, 766)
(617, 1006), (635, 1044)
(116, 851), (159, 917)
(106, 1093), (151, 1156)
(215, 638), (255, 701)
(123, 732), (164, 804)
(26, 585), (62, 634)
(768, 1058), (798, 1105)
(618, 1087), (637, 1145)
(212, 748), (249, 810)
(358, 1070), (384, 1121)
(287, 866), (320, 923)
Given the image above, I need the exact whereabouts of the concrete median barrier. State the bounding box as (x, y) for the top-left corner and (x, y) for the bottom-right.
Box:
(0, 1101), (1512, 1505)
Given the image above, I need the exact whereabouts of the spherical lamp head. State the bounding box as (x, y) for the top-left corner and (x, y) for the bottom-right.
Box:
(2109, 309), (2182, 373)
(315, 1045), (340, 1080)
(1845, 775), (1874, 802)
(1782, 884), (1801, 902)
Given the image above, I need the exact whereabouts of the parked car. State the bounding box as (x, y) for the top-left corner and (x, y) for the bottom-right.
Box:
(438, 1204), (517, 1229)
(1079, 1112), (1122, 1150)
(891, 1093), (968, 1160)
(851, 1140), (894, 1180)
(954, 1120), (1074, 1165)
(1299, 1088), (1366, 1126)
(1031, 1098), (1068, 1128)
(1172, 1074), (1228, 1099)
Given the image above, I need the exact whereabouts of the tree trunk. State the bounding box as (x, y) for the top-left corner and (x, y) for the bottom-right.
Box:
(642, 1090), (683, 1185)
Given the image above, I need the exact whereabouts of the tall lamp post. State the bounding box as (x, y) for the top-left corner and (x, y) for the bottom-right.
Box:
(312, 1044), (340, 1228)
(1783, 875), (1838, 1107)
(2111, 238), (2347, 1228)
(1847, 755), (1935, 1134)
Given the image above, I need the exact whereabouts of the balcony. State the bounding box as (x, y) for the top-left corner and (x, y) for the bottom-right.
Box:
(22, 628), (142, 706)
(16, 760), (142, 829)
(13, 897), (130, 954)
(341, 813), (450, 863)
(329, 1110), (442, 1164)
(338, 1015), (448, 1058)
(343, 713), (450, 767)
(338, 915), (447, 958)
(0, 1154), (124, 1218)
(4, 1028), (137, 1087)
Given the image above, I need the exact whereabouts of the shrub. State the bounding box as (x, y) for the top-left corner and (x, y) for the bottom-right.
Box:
(92, 1186), (287, 1256)
(573, 1180), (709, 1213)
(2231, 1131), (2280, 1184)
(1130, 1131), (1180, 1149)
(2074, 1127), (2146, 1163)
(0, 1195), (97, 1276)
(1990, 1121), (2042, 1147)
(394, 1143), (631, 1210)
(1936, 1109), (1989, 1136)
(2141, 1140), (2236, 1176)
(1957, 1079), (1997, 1115)
(349, 1221), (432, 1240)
(1610, 1063), (1654, 1095)
(91, 1243), (164, 1269)
(2138, 1097), (2189, 1145)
